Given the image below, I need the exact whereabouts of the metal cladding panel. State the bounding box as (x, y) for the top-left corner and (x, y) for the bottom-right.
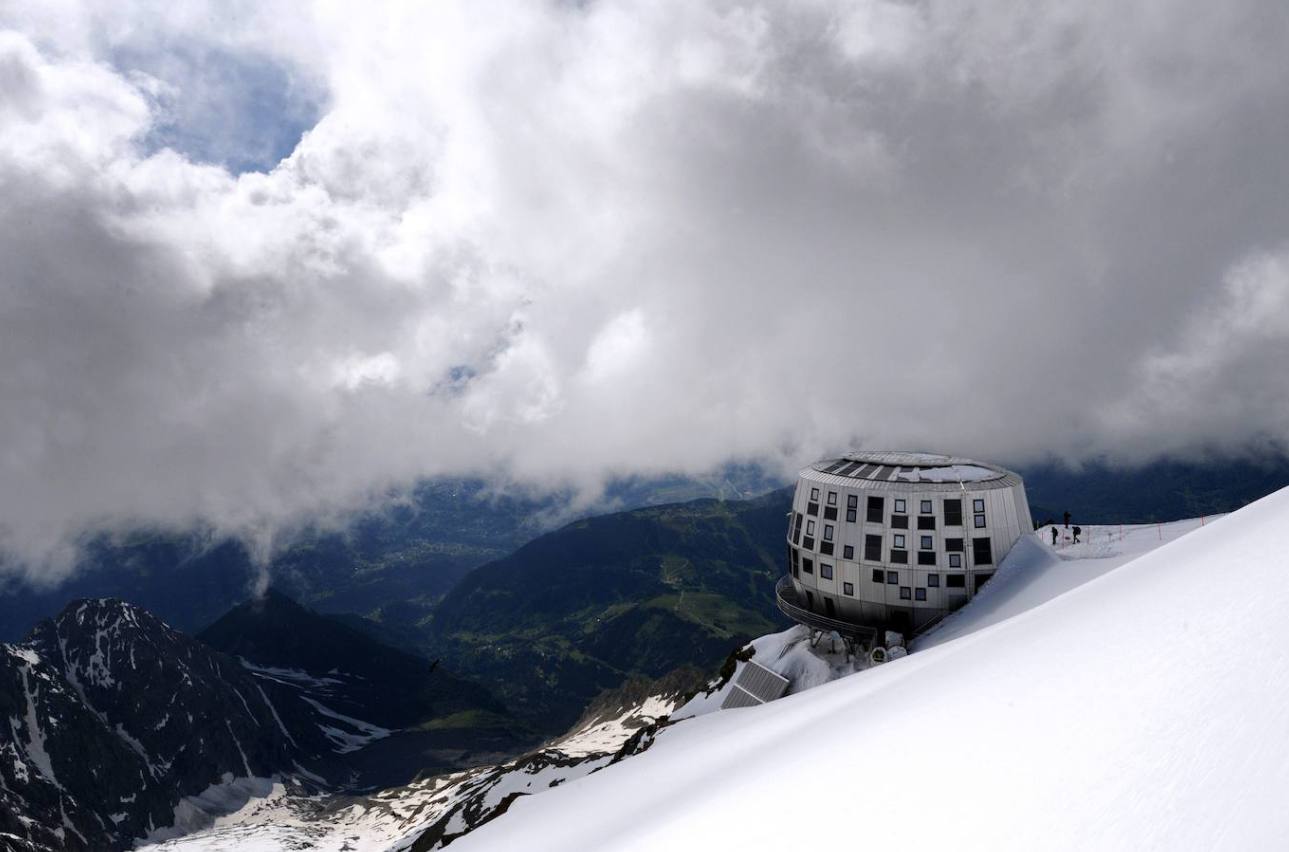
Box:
(732, 660), (790, 704)
(720, 685), (765, 710)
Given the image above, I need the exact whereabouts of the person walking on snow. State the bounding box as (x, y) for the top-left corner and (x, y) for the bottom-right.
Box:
(1050, 526), (1059, 546)
(1072, 525), (1082, 544)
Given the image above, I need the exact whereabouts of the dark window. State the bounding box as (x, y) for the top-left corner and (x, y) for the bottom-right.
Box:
(890, 549), (909, 564)
(843, 544), (855, 560)
(802, 558), (814, 574)
(790, 547), (798, 578)
(845, 508), (858, 523)
(825, 597), (836, 617)
(945, 537), (964, 552)
(943, 499), (962, 526)
(866, 496), (884, 523)
(899, 586), (912, 600)
(928, 573), (941, 587)
(946, 573), (966, 588)
(811, 487), (820, 501)
(917, 516), (936, 530)
(920, 500), (933, 514)
(891, 515), (909, 530)
(919, 535), (933, 550)
(894, 498), (907, 513)
(917, 551), (936, 566)
(886, 570), (898, 584)
(974, 572), (994, 592)
(824, 524), (835, 542)
(827, 491), (837, 506)
(915, 587), (927, 601)
(973, 538), (993, 565)
(843, 582), (854, 596)
(803, 536), (815, 550)
(872, 568), (884, 583)
(820, 542), (834, 556)
(949, 553), (962, 568)
(806, 590), (815, 609)
(864, 535), (882, 561)
(974, 513), (987, 528)
(792, 513), (803, 544)
(973, 498), (985, 512)
(824, 506), (838, 521)
(847, 494), (858, 509)
(807, 502), (819, 516)
(820, 563), (834, 580)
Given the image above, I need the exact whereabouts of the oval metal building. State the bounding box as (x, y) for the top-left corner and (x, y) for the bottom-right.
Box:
(778, 451), (1033, 641)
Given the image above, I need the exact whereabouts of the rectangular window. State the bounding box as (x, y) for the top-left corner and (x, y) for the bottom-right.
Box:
(973, 498), (985, 512)
(919, 535), (933, 550)
(820, 542), (834, 556)
(945, 537), (964, 552)
(943, 499), (963, 526)
(827, 491), (837, 506)
(803, 536), (815, 550)
(845, 508), (857, 523)
(807, 502), (819, 516)
(847, 494), (858, 509)
(915, 587), (927, 601)
(807, 519), (816, 535)
(892, 515), (909, 530)
(894, 498), (907, 513)
(917, 551), (936, 566)
(843, 582), (855, 596)
(843, 544), (854, 560)
(928, 573), (941, 587)
(811, 487), (820, 501)
(890, 549), (909, 564)
(820, 563), (834, 580)
(893, 533), (906, 548)
(917, 516), (936, 530)
(864, 535), (882, 562)
(866, 496), (884, 523)
(948, 553), (962, 568)
(824, 524), (835, 541)
(920, 500), (933, 514)
(974, 514), (987, 528)
(973, 538), (993, 565)
(899, 586), (912, 600)
(802, 557), (814, 574)
(946, 573), (966, 588)
(792, 513), (803, 544)
(886, 570), (898, 585)
(872, 568), (884, 583)
(824, 506), (838, 521)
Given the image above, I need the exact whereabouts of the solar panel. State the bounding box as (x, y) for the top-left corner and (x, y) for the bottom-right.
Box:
(719, 660), (789, 710)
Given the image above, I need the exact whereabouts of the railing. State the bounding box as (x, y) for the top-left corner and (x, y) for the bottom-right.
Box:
(774, 576), (879, 643)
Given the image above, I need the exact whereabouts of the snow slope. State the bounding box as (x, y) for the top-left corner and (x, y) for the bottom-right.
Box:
(455, 491), (1289, 851)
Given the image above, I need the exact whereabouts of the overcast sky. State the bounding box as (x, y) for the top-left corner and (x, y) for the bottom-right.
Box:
(2, 1), (1288, 581)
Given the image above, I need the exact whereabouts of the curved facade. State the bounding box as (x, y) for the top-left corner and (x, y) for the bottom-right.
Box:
(783, 451), (1033, 636)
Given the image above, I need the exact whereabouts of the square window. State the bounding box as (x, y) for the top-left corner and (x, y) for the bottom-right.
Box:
(824, 506), (838, 521)
(886, 571), (898, 584)
(917, 516), (936, 530)
(928, 573), (941, 587)
(843, 544), (855, 560)
(847, 494), (858, 509)
(917, 551), (936, 566)
(843, 582), (855, 596)
(866, 496), (884, 523)
(820, 563), (834, 580)
(946, 573), (966, 588)
(915, 587), (927, 601)
(894, 498), (907, 513)
(845, 508), (857, 523)
(872, 568), (884, 583)
(974, 513), (987, 528)
(949, 553), (962, 568)
(827, 491), (837, 506)
(864, 535), (882, 562)
(920, 535), (933, 550)
(820, 542), (834, 556)
(807, 502), (819, 516)
(943, 499), (963, 526)
(890, 550), (909, 564)
(893, 533), (906, 548)
(892, 515), (909, 530)
(973, 498), (985, 512)
(945, 537), (964, 552)
(899, 586), (912, 600)
(802, 558), (814, 574)
(973, 538), (993, 565)
(803, 536), (815, 550)
(811, 487), (820, 501)
(920, 500), (932, 514)
(823, 524), (834, 541)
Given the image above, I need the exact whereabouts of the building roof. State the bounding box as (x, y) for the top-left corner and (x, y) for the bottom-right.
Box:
(800, 451), (1022, 492)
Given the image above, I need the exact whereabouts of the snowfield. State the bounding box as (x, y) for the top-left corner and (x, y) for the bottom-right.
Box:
(455, 494), (1288, 851)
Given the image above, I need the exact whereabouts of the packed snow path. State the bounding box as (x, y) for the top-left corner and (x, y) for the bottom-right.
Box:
(457, 495), (1288, 851)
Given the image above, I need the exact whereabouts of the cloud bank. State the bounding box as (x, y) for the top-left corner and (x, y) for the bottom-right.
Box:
(2, 0), (1289, 579)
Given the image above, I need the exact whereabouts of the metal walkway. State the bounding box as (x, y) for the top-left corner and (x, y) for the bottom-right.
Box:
(774, 576), (880, 644)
